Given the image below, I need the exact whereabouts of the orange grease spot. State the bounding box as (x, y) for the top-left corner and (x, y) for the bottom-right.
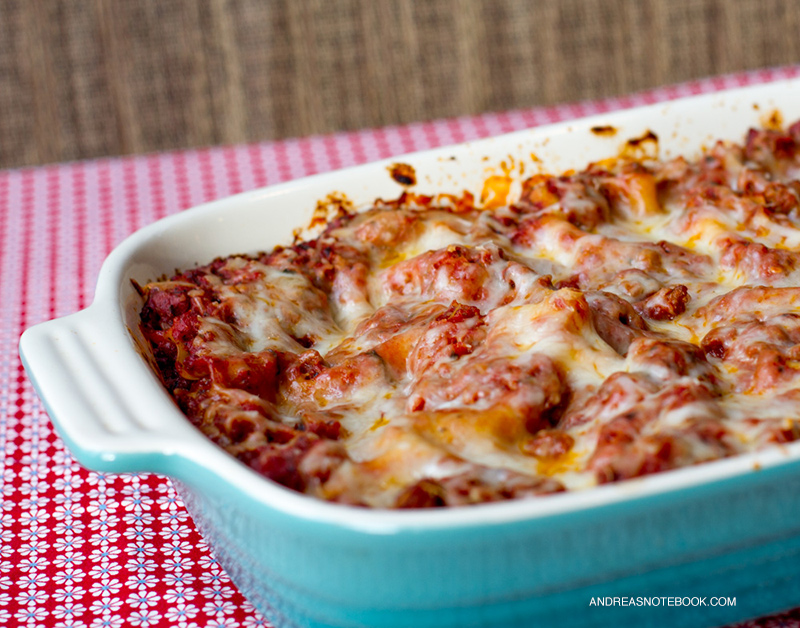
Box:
(480, 175), (513, 210)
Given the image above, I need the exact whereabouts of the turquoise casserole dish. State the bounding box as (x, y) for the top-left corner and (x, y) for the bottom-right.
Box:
(19, 80), (800, 628)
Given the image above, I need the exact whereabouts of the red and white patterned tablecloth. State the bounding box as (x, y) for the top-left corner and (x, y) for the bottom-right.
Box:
(4, 66), (800, 628)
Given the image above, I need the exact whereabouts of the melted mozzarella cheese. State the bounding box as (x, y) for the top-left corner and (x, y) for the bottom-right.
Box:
(153, 126), (800, 507)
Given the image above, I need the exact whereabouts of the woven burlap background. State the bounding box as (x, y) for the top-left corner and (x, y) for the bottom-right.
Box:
(3, 0), (800, 168)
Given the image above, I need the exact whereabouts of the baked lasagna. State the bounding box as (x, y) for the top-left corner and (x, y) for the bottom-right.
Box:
(140, 121), (800, 508)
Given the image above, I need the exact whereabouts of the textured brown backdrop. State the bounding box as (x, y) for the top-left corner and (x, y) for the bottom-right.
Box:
(2, 0), (800, 168)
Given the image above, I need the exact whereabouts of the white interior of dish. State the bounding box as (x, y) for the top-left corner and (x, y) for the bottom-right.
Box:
(102, 79), (800, 532)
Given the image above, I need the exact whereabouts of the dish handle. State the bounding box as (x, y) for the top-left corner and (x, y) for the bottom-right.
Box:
(18, 304), (191, 474)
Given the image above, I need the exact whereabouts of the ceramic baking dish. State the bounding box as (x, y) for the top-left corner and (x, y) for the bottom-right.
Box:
(20, 79), (800, 628)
